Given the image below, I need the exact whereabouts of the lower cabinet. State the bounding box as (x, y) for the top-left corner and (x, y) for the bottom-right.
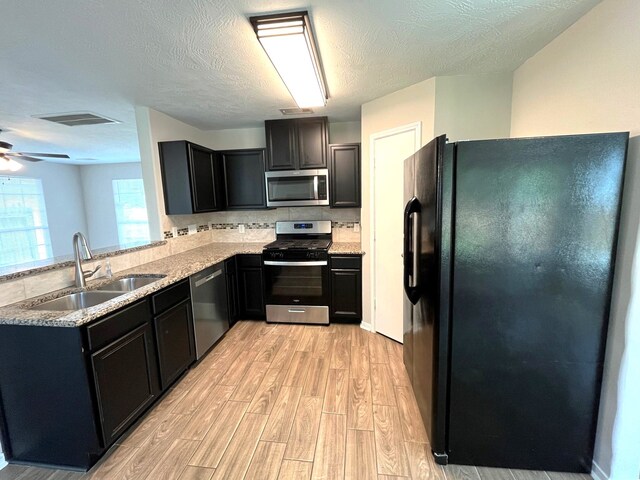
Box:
(91, 322), (160, 446)
(237, 254), (265, 319)
(330, 255), (362, 321)
(151, 279), (195, 390)
(154, 299), (195, 389)
(0, 285), (197, 470)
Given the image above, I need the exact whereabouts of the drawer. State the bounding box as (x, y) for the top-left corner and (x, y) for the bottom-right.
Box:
(86, 300), (151, 352)
(330, 255), (361, 270)
(236, 254), (262, 268)
(151, 279), (190, 315)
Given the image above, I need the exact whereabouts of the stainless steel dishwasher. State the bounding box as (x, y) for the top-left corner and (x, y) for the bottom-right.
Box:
(189, 262), (229, 359)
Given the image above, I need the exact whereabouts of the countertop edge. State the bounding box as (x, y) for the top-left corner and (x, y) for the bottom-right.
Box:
(0, 243), (266, 328)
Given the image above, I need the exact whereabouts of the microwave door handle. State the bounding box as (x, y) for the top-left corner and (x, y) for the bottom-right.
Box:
(313, 175), (319, 200)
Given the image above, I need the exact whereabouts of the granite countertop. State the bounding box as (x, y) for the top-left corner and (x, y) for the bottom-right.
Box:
(0, 242), (266, 328)
(328, 242), (365, 255)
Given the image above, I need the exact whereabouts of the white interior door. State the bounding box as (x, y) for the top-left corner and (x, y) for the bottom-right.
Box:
(372, 123), (421, 342)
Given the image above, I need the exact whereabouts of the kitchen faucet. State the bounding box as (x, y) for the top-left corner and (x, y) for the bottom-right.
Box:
(73, 232), (101, 288)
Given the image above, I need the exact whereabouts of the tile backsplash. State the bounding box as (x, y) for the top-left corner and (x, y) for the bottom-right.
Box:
(0, 207), (361, 308)
(162, 207), (360, 233)
(161, 207), (361, 243)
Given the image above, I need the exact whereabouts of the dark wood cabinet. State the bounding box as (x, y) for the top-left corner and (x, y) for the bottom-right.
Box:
(159, 140), (224, 214)
(330, 143), (361, 208)
(236, 254), (265, 319)
(221, 149), (267, 209)
(0, 290), (192, 470)
(153, 299), (195, 390)
(225, 256), (239, 326)
(330, 255), (362, 321)
(265, 120), (297, 170)
(91, 322), (160, 446)
(265, 117), (328, 171)
(297, 117), (328, 169)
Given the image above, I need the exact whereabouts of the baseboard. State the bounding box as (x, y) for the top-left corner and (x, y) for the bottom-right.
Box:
(360, 321), (372, 332)
(591, 461), (608, 480)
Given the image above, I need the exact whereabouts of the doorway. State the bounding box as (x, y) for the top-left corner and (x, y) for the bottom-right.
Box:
(370, 122), (422, 342)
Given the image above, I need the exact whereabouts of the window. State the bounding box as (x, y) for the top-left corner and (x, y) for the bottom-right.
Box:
(0, 176), (52, 268)
(112, 179), (150, 245)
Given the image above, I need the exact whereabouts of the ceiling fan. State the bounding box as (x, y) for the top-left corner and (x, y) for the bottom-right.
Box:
(0, 130), (70, 171)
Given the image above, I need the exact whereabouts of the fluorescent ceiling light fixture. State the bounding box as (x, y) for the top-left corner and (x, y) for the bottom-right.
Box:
(251, 11), (328, 108)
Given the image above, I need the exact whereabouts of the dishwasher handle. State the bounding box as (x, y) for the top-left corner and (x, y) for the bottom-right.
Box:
(194, 269), (223, 288)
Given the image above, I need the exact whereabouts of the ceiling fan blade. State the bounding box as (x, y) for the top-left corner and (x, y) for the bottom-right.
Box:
(6, 152), (70, 159)
(11, 155), (43, 162)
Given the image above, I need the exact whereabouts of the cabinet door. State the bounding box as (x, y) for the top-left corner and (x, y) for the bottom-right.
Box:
(154, 299), (195, 390)
(237, 256), (265, 318)
(265, 120), (297, 170)
(330, 269), (362, 319)
(91, 323), (159, 446)
(221, 149), (267, 209)
(297, 117), (328, 169)
(225, 257), (239, 326)
(189, 144), (220, 212)
(330, 144), (361, 208)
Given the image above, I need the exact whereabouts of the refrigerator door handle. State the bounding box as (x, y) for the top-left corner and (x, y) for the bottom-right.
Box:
(411, 211), (421, 289)
(403, 196), (421, 305)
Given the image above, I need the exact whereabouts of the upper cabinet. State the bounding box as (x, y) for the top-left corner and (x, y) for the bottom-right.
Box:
(265, 120), (297, 170)
(265, 116), (328, 171)
(220, 149), (267, 210)
(159, 141), (224, 214)
(330, 143), (361, 208)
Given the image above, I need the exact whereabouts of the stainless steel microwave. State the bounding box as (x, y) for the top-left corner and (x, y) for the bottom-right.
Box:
(265, 169), (329, 207)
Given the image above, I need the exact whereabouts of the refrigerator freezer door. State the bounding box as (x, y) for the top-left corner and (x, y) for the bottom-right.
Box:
(447, 133), (628, 471)
(407, 134), (448, 459)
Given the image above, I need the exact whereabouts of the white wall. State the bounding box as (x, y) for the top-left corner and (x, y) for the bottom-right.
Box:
(510, 0), (640, 478)
(203, 126), (265, 150)
(359, 73), (513, 329)
(329, 121), (362, 144)
(4, 161), (87, 258)
(434, 73), (513, 141)
(79, 162), (144, 248)
(360, 77), (437, 328)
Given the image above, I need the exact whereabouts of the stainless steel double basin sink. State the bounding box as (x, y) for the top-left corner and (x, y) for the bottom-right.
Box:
(31, 275), (166, 312)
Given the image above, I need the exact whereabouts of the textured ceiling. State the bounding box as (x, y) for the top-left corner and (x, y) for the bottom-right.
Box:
(0, 0), (599, 163)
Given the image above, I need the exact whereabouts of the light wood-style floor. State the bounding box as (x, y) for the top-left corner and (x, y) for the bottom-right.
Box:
(0, 321), (592, 480)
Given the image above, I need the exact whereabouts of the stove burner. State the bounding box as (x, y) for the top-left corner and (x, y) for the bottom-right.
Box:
(264, 239), (332, 251)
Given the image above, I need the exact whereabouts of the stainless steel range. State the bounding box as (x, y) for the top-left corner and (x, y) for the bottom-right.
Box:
(263, 220), (332, 325)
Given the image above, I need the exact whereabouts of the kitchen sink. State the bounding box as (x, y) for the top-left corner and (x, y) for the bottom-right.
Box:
(95, 275), (166, 292)
(31, 291), (125, 311)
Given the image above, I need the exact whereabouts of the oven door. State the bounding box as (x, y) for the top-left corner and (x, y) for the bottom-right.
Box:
(265, 170), (329, 207)
(263, 260), (329, 306)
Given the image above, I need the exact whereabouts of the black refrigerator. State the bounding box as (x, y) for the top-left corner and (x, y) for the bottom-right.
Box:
(403, 132), (628, 473)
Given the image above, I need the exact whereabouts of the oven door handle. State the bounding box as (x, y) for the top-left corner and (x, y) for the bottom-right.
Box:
(264, 260), (328, 266)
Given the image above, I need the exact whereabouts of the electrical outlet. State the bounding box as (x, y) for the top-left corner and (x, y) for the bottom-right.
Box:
(171, 226), (178, 237)
(188, 224), (197, 235)
(353, 223), (361, 233)
(238, 224), (245, 234)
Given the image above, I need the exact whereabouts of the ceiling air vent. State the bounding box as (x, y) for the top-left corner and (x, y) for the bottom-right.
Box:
(33, 112), (120, 126)
(279, 107), (315, 116)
